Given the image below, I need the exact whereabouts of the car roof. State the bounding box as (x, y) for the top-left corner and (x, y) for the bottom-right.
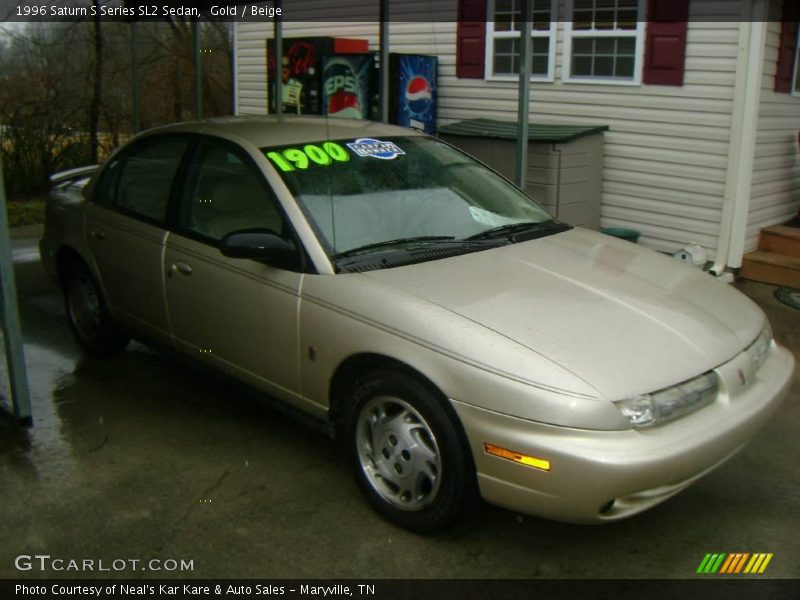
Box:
(145, 115), (427, 148)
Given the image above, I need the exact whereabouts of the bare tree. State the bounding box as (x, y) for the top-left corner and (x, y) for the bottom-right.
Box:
(0, 14), (232, 200)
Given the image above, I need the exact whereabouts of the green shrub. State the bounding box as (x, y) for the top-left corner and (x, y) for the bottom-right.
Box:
(0, 125), (91, 201)
(4, 198), (46, 227)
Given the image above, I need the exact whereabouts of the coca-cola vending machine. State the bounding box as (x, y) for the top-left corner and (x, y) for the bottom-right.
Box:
(267, 37), (369, 115)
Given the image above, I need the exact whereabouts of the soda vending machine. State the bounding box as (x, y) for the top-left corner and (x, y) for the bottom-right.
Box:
(389, 54), (438, 134)
(322, 54), (375, 120)
(267, 37), (369, 115)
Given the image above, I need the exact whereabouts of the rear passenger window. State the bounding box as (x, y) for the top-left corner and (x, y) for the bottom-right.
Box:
(179, 139), (285, 242)
(114, 138), (189, 224)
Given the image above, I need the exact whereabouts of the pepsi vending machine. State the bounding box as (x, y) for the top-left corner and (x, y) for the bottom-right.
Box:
(322, 54), (375, 120)
(389, 54), (438, 134)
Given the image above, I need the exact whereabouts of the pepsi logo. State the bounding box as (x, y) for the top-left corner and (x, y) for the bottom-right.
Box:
(405, 76), (432, 115)
(324, 60), (363, 118)
(325, 74), (358, 95)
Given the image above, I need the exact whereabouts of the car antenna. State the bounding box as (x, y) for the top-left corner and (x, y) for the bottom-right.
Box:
(325, 108), (337, 255)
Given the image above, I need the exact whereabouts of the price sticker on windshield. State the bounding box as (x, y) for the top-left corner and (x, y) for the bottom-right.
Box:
(266, 142), (350, 172)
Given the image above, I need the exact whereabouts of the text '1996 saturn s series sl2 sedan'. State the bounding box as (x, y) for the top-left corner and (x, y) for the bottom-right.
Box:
(41, 116), (794, 532)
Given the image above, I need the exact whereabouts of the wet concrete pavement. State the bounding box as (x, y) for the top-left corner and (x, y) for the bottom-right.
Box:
(1, 231), (799, 579)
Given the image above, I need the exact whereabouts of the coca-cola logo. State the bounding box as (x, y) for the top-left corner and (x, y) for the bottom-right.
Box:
(270, 41), (315, 77)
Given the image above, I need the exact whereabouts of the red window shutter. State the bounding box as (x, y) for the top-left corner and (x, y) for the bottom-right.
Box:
(774, 0), (800, 93)
(643, 0), (689, 86)
(456, 0), (487, 79)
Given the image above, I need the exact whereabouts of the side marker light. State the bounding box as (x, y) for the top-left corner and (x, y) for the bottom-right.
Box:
(484, 443), (551, 472)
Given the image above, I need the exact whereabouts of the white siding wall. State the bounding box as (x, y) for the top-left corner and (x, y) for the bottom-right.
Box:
(747, 0), (800, 252)
(235, 1), (743, 257)
(234, 21), (268, 115)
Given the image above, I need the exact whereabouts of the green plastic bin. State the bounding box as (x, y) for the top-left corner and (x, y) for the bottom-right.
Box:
(601, 227), (641, 243)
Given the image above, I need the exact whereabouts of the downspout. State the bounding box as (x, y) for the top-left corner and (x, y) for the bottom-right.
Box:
(554, 145), (562, 219)
(726, 6), (767, 268)
(710, 0), (767, 278)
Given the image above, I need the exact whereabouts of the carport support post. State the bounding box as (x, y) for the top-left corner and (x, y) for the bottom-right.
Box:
(274, 2), (283, 117)
(515, 0), (533, 189)
(131, 21), (141, 133)
(0, 159), (32, 426)
(379, 0), (389, 123)
(193, 19), (203, 119)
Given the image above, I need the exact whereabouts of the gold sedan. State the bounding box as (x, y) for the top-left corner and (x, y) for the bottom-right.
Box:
(41, 117), (794, 532)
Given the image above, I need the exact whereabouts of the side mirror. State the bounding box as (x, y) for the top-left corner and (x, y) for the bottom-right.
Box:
(220, 230), (298, 269)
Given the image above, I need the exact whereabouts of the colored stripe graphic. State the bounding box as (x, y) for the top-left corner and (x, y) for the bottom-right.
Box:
(696, 554), (713, 573)
(719, 554), (735, 573)
(698, 553), (773, 574)
(697, 553), (726, 573)
(720, 553), (750, 573)
(734, 553), (749, 573)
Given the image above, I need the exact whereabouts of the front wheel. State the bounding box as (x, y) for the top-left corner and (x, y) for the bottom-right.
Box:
(346, 370), (476, 533)
(63, 261), (129, 357)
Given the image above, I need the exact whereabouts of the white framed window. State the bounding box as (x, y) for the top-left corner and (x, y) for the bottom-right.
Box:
(792, 24), (800, 96)
(485, 0), (557, 81)
(563, 0), (647, 85)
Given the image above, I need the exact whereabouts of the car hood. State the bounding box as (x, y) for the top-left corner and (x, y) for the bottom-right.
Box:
(363, 227), (764, 400)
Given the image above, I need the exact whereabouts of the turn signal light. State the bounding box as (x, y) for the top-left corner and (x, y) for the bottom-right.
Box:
(484, 443), (551, 472)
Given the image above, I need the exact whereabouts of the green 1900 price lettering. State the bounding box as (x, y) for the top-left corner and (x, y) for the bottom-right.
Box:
(267, 142), (350, 172)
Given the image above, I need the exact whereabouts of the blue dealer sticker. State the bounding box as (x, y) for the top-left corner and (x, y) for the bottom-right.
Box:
(346, 138), (405, 160)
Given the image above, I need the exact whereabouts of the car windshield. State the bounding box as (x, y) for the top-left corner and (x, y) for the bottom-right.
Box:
(262, 136), (560, 267)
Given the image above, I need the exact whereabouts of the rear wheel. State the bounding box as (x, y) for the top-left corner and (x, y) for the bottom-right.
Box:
(63, 261), (129, 357)
(346, 369), (476, 533)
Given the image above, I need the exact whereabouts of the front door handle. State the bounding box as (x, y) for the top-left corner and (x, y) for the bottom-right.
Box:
(89, 228), (106, 241)
(171, 261), (193, 276)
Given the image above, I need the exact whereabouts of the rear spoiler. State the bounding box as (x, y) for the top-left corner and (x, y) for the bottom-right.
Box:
(49, 165), (98, 186)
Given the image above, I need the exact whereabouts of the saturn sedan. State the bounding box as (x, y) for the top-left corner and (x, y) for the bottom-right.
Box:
(40, 116), (794, 532)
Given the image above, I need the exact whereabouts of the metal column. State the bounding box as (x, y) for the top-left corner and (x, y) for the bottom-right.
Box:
(193, 20), (203, 119)
(379, 0), (390, 123)
(515, 0), (533, 189)
(131, 21), (141, 133)
(274, 1), (283, 117)
(0, 159), (32, 427)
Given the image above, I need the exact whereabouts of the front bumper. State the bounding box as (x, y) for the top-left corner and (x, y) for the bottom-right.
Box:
(451, 341), (794, 523)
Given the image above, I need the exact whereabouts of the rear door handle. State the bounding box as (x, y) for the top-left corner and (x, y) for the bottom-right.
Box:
(89, 228), (106, 241)
(171, 260), (193, 276)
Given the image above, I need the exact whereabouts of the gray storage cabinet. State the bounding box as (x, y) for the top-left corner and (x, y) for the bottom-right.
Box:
(438, 118), (608, 230)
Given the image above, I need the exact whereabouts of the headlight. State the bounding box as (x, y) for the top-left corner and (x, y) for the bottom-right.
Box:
(614, 371), (718, 428)
(747, 323), (772, 373)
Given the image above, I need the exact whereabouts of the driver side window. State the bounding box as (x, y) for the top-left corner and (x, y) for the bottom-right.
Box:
(180, 139), (285, 242)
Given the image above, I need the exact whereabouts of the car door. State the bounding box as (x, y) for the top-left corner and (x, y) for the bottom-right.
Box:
(87, 135), (192, 345)
(163, 136), (304, 402)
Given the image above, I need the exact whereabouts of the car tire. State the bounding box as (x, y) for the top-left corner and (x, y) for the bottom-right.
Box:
(346, 369), (477, 533)
(63, 260), (129, 357)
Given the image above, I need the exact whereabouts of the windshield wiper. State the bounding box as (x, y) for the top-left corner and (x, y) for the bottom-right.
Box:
(465, 220), (570, 241)
(332, 236), (456, 259)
